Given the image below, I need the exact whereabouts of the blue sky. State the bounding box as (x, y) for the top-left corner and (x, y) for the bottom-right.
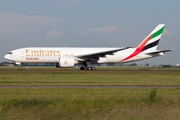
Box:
(0, 0), (179, 65)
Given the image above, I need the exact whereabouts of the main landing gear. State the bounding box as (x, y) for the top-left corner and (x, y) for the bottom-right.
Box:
(80, 61), (96, 70)
(80, 66), (96, 70)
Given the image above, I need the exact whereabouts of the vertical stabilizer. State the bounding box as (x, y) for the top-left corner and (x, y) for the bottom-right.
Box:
(140, 24), (165, 52)
(121, 24), (165, 62)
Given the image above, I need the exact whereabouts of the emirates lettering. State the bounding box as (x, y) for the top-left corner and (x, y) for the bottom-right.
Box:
(26, 49), (61, 56)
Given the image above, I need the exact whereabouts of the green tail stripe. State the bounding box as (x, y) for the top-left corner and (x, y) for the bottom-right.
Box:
(149, 26), (165, 40)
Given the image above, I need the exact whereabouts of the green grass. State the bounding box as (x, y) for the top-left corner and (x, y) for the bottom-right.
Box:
(0, 67), (180, 119)
(0, 88), (180, 120)
(0, 66), (180, 86)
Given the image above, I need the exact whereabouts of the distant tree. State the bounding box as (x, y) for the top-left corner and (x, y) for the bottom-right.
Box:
(129, 63), (137, 66)
(162, 65), (172, 67)
(146, 63), (149, 66)
(0, 62), (17, 66)
(108, 63), (115, 66)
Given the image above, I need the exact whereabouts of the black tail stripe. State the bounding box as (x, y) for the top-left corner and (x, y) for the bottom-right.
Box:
(142, 39), (160, 52)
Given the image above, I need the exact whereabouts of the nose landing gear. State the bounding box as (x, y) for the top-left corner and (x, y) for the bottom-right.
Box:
(16, 62), (22, 70)
(18, 66), (22, 70)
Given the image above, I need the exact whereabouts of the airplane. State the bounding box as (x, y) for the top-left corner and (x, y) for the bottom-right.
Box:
(4, 24), (173, 70)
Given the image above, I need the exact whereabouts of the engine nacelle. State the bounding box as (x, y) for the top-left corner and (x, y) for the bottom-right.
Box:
(56, 56), (77, 68)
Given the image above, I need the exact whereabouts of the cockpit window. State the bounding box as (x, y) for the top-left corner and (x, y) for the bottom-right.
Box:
(8, 52), (13, 54)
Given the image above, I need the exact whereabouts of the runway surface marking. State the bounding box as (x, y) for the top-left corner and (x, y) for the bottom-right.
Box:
(0, 86), (180, 89)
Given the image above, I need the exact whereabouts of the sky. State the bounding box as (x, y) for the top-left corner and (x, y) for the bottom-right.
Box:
(0, 0), (179, 65)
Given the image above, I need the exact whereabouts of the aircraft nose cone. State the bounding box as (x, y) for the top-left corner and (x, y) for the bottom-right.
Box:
(4, 54), (9, 60)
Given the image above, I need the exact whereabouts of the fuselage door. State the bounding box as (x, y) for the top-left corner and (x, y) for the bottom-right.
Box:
(20, 50), (25, 58)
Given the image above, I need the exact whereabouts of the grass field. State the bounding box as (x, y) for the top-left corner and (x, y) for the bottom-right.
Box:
(0, 88), (180, 120)
(0, 66), (180, 86)
(0, 66), (180, 120)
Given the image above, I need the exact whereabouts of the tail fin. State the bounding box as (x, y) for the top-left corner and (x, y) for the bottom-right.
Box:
(121, 24), (165, 62)
(137, 24), (165, 52)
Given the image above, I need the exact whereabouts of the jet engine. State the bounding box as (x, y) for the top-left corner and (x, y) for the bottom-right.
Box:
(56, 56), (78, 68)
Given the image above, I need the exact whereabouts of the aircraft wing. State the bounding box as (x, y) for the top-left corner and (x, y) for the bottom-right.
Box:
(145, 49), (173, 55)
(75, 47), (131, 61)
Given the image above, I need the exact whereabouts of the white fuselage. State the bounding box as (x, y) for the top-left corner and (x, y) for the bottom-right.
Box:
(4, 47), (158, 64)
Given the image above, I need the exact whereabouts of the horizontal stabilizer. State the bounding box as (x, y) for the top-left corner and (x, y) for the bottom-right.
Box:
(145, 49), (173, 55)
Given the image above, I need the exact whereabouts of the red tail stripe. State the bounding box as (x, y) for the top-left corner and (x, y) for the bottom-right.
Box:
(121, 35), (152, 61)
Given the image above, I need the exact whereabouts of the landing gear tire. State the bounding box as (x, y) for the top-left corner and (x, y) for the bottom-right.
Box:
(18, 66), (22, 70)
(80, 67), (96, 71)
(91, 67), (96, 70)
(80, 67), (84, 70)
(88, 67), (92, 70)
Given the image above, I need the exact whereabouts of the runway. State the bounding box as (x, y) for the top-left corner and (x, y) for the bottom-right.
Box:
(0, 86), (180, 89)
